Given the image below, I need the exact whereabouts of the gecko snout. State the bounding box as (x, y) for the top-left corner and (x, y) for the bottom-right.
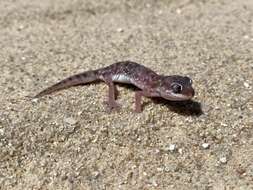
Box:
(183, 86), (195, 100)
(188, 87), (195, 98)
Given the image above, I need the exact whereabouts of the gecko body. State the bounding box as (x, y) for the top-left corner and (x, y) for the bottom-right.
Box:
(35, 61), (195, 112)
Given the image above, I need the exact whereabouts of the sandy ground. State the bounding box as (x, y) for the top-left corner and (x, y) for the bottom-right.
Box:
(0, 0), (253, 189)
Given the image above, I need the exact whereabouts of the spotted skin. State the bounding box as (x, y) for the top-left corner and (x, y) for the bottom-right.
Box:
(35, 61), (195, 112)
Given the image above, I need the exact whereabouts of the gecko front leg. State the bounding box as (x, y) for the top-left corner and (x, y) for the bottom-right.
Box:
(134, 91), (150, 113)
(135, 90), (160, 112)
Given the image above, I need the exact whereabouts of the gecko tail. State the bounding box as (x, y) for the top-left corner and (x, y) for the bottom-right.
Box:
(34, 70), (100, 98)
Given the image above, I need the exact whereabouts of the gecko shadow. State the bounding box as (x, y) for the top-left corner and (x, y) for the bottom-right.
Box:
(117, 84), (203, 116)
(150, 98), (203, 116)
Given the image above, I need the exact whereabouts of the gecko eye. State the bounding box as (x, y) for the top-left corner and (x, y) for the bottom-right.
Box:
(171, 83), (182, 94)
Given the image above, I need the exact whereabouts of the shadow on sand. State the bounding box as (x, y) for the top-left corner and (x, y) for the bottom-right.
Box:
(116, 83), (202, 116)
(150, 98), (203, 116)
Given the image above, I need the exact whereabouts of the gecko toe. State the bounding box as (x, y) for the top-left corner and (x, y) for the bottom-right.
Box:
(103, 101), (121, 112)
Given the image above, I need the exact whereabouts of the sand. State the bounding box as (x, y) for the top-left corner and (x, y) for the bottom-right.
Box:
(0, 0), (253, 189)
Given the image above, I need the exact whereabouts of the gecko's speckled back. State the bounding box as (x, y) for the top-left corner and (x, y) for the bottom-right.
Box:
(99, 61), (160, 89)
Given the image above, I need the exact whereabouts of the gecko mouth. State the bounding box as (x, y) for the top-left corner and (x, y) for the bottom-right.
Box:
(162, 93), (194, 101)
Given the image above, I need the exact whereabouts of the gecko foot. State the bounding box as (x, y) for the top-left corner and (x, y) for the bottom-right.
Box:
(103, 100), (121, 112)
(134, 107), (142, 113)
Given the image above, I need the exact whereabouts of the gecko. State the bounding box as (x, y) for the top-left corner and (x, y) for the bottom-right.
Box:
(34, 61), (195, 112)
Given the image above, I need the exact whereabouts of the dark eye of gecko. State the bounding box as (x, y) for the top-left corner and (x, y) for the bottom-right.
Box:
(171, 83), (182, 94)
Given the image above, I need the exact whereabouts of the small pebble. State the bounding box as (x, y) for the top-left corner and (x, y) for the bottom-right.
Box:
(219, 157), (227, 164)
(202, 143), (210, 149)
(176, 9), (182, 14)
(0, 128), (4, 135)
(243, 35), (249, 39)
(146, 3), (151, 8)
(221, 122), (228, 127)
(152, 180), (158, 187)
(214, 106), (220, 110)
(18, 25), (25, 31)
(117, 28), (124, 33)
(243, 82), (249, 88)
(31, 98), (38, 103)
(154, 148), (160, 154)
(168, 144), (176, 152)
(92, 171), (100, 178)
(64, 117), (77, 125)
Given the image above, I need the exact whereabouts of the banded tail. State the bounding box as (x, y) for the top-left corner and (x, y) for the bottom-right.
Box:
(34, 70), (100, 98)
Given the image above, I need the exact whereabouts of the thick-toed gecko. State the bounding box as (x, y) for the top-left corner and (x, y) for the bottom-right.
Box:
(35, 61), (195, 112)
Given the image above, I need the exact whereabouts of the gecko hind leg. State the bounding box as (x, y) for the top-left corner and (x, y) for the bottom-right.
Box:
(104, 80), (121, 112)
(135, 91), (145, 113)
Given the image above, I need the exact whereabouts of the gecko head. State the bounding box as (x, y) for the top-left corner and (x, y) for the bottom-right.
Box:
(157, 75), (195, 101)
